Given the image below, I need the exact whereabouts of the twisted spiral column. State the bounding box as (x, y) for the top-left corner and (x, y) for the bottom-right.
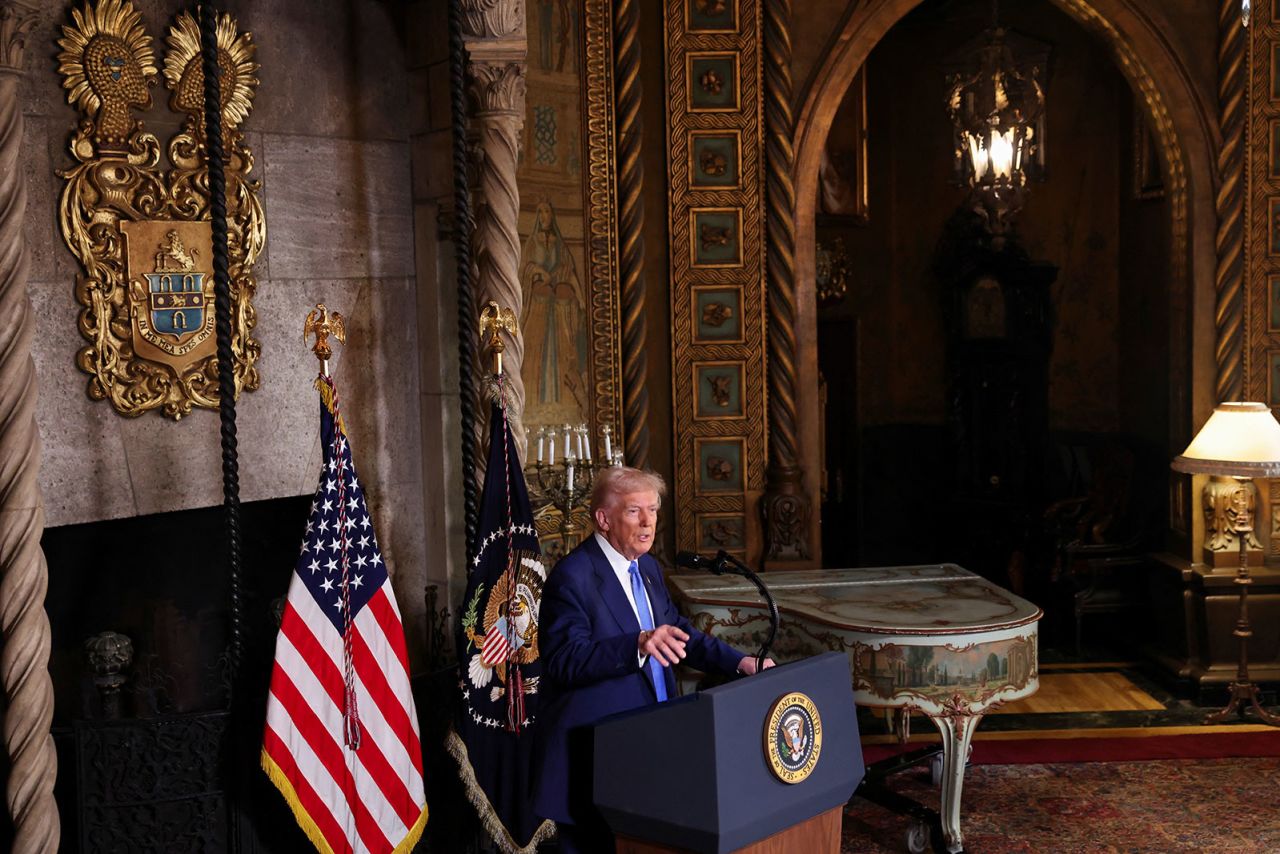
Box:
(613, 0), (651, 471)
(1215, 0), (1246, 403)
(0, 2), (60, 851)
(761, 0), (810, 562)
(466, 60), (527, 458)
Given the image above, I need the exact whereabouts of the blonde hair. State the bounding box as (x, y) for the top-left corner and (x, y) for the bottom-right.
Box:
(588, 466), (667, 514)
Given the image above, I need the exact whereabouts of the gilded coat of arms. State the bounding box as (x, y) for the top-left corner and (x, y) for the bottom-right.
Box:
(56, 0), (264, 419)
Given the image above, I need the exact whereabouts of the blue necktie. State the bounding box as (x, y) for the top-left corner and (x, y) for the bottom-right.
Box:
(629, 560), (668, 702)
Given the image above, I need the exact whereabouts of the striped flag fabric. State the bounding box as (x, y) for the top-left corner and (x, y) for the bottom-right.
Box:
(262, 375), (428, 853)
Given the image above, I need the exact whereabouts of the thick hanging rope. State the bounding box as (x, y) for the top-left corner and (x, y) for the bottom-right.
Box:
(199, 1), (244, 687)
(449, 0), (481, 552)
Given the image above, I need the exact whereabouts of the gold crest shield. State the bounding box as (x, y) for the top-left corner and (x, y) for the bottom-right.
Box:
(56, 1), (264, 419)
(123, 221), (216, 365)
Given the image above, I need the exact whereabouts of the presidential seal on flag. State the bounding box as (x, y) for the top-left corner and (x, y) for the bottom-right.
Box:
(462, 545), (547, 702)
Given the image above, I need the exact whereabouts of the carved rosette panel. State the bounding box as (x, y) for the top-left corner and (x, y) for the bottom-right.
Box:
(665, 0), (768, 564)
(56, 1), (263, 419)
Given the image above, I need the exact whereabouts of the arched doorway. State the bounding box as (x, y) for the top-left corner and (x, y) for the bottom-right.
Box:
(792, 0), (1217, 649)
(794, 0), (1217, 533)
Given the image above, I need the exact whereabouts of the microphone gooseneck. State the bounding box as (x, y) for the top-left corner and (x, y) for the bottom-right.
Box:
(676, 550), (778, 672)
(715, 551), (779, 673)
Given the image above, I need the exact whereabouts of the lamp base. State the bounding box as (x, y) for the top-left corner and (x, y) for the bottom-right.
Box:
(1203, 679), (1280, 727)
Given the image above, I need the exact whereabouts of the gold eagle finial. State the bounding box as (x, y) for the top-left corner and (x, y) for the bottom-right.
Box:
(479, 300), (518, 376)
(304, 303), (346, 365)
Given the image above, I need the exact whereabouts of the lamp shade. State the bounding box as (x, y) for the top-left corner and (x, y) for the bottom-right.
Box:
(1171, 402), (1280, 477)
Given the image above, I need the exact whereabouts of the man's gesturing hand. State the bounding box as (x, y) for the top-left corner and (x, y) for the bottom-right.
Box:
(638, 625), (689, 666)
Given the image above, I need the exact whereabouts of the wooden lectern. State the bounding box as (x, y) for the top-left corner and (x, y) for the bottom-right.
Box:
(593, 652), (862, 854)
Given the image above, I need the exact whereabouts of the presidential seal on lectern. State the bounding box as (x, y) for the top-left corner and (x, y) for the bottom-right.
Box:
(764, 691), (823, 784)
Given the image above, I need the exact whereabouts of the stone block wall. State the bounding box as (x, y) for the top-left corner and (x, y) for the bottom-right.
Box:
(22, 0), (449, 666)
(407, 0), (467, 634)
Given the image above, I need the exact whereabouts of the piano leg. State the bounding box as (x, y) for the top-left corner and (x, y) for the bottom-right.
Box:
(931, 712), (983, 854)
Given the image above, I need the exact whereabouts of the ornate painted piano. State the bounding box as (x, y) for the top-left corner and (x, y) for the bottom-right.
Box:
(669, 564), (1041, 854)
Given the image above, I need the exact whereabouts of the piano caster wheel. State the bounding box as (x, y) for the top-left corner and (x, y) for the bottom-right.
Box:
(906, 819), (930, 854)
(929, 754), (943, 787)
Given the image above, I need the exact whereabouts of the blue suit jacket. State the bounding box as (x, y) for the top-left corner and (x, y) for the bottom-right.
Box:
(532, 535), (744, 825)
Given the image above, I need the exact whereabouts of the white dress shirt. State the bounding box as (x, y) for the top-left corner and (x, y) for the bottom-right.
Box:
(594, 532), (655, 665)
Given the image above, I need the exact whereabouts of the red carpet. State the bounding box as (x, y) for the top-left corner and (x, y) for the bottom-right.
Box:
(863, 729), (1280, 765)
(845, 757), (1280, 853)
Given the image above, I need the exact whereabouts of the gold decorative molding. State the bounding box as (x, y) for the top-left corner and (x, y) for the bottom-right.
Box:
(584, 0), (625, 452)
(56, 1), (263, 419)
(612, 0), (652, 471)
(1249, 10), (1280, 408)
(665, 0), (768, 564)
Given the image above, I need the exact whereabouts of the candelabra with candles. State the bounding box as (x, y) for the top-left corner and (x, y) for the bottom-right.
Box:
(526, 422), (624, 543)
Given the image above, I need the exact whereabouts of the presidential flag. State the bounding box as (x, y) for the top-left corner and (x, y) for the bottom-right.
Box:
(262, 376), (428, 854)
(447, 396), (553, 852)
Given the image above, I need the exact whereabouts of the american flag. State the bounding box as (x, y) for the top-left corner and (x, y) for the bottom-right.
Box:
(262, 376), (428, 853)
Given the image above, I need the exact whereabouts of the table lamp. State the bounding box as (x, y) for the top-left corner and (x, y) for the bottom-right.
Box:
(1172, 402), (1280, 725)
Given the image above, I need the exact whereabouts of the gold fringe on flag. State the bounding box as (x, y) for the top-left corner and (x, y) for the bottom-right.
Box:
(260, 749), (335, 854)
(445, 727), (556, 854)
(261, 749), (429, 854)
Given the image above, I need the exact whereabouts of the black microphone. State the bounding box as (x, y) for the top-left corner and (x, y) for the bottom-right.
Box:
(675, 550), (726, 574)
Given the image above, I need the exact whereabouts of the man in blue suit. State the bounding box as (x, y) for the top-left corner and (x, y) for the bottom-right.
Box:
(534, 467), (771, 853)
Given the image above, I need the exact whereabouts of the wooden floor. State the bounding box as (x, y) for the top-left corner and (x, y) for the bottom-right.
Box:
(992, 671), (1165, 714)
(860, 668), (1279, 743)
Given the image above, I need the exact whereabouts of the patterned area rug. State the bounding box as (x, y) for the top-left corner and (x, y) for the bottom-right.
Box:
(844, 757), (1280, 853)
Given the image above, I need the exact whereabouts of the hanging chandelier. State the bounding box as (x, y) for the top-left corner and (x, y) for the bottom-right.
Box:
(944, 22), (1047, 242)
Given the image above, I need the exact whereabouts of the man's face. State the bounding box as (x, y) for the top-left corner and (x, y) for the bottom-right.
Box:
(596, 489), (659, 561)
